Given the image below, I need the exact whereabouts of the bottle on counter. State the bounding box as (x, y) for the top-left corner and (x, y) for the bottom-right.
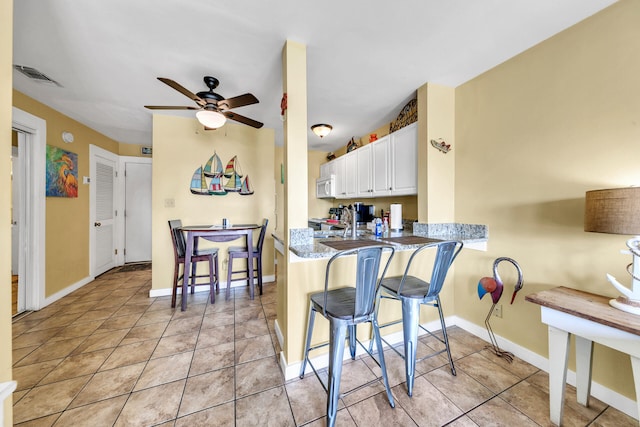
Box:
(382, 217), (389, 235)
(375, 218), (382, 237)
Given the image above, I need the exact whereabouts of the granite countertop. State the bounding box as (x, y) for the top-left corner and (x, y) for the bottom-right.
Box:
(288, 223), (488, 259)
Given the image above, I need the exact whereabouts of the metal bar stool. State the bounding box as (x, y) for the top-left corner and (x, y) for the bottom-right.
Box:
(299, 245), (396, 427)
(374, 240), (463, 396)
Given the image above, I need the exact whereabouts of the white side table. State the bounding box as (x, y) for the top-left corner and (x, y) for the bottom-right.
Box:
(526, 286), (640, 425)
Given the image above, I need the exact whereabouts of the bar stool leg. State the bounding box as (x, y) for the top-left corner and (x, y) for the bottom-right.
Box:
(436, 296), (456, 376)
(348, 325), (357, 360)
(299, 302), (316, 378)
(327, 321), (347, 427)
(372, 316), (395, 408)
(402, 298), (421, 397)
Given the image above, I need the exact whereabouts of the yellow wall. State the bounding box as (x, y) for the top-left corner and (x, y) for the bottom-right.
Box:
(150, 115), (276, 292)
(454, 0), (640, 399)
(118, 142), (152, 158)
(1, 0), (13, 422)
(12, 91), (121, 296)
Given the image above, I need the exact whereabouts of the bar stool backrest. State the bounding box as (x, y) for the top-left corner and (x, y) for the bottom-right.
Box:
(168, 219), (186, 259)
(397, 240), (463, 298)
(323, 245), (395, 321)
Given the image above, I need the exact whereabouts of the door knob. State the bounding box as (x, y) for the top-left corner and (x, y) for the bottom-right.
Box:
(94, 222), (102, 227)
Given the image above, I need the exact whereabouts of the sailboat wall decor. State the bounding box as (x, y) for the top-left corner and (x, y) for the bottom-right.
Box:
(189, 152), (254, 196)
(190, 166), (209, 195)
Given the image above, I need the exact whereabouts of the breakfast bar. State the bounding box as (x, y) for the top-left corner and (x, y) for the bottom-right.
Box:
(273, 222), (488, 379)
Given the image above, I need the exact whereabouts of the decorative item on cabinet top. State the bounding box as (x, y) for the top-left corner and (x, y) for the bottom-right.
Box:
(190, 151), (253, 196)
(389, 98), (417, 133)
(346, 137), (359, 153)
(431, 138), (451, 154)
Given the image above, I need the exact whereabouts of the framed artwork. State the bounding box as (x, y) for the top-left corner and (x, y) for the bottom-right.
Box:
(46, 145), (78, 197)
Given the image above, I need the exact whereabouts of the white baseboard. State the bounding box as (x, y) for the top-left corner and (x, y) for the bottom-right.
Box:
(41, 276), (93, 308)
(148, 275), (276, 298)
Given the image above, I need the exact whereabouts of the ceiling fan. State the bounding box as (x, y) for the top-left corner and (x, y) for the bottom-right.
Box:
(145, 76), (263, 129)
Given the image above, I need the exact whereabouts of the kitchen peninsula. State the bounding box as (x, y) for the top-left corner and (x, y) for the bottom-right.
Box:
(272, 222), (488, 379)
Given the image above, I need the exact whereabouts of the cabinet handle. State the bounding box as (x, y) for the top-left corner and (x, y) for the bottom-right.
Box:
(389, 187), (392, 190)
(94, 222), (102, 227)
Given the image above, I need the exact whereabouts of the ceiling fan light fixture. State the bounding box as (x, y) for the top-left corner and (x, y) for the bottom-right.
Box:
(311, 124), (332, 138)
(196, 110), (226, 129)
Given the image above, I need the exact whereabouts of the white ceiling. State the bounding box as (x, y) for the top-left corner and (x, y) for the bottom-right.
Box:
(12, 0), (617, 151)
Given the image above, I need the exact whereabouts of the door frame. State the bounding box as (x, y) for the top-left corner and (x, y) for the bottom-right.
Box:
(89, 144), (119, 277)
(117, 155), (152, 265)
(11, 107), (46, 311)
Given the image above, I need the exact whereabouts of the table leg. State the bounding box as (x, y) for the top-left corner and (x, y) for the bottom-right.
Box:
(630, 356), (640, 422)
(575, 336), (593, 407)
(548, 325), (570, 426)
(182, 232), (194, 312)
(247, 229), (254, 300)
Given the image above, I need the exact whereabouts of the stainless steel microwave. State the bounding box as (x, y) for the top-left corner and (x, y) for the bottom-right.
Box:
(316, 175), (336, 198)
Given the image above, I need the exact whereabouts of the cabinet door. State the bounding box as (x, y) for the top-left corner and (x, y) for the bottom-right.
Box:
(356, 144), (372, 198)
(344, 151), (357, 198)
(390, 122), (417, 195)
(371, 136), (391, 196)
(320, 159), (336, 179)
(334, 156), (346, 198)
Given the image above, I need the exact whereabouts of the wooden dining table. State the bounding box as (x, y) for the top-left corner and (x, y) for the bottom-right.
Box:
(179, 223), (260, 311)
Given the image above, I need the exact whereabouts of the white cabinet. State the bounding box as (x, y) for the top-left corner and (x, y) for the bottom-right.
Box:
(343, 151), (357, 198)
(356, 144), (372, 198)
(371, 135), (391, 196)
(319, 122), (417, 199)
(389, 122), (417, 195)
(319, 161), (335, 179)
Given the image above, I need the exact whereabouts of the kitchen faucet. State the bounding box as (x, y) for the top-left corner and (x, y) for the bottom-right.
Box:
(342, 206), (358, 238)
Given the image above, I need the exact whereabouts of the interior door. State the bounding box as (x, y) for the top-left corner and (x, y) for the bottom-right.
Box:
(91, 145), (118, 276)
(124, 161), (152, 262)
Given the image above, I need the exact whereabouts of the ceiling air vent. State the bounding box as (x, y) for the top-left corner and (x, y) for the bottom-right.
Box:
(13, 65), (62, 87)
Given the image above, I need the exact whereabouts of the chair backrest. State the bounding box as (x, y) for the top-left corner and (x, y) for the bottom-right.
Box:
(256, 218), (269, 253)
(397, 240), (463, 298)
(324, 245), (395, 321)
(168, 219), (186, 259)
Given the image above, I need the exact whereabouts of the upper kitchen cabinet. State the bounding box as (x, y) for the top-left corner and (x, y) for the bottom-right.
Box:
(319, 160), (335, 179)
(356, 143), (372, 198)
(322, 121), (417, 199)
(389, 122), (417, 195)
(334, 151), (357, 199)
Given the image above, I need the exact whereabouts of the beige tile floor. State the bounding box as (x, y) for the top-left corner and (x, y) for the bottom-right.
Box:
(11, 267), (638, 426)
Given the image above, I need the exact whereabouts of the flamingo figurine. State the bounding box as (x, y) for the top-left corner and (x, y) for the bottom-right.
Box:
(477, 257), (524, 362)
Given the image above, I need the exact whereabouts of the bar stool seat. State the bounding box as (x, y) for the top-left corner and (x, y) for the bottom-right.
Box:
(375, 240), (463, 397)
(300, 245), (396, 427)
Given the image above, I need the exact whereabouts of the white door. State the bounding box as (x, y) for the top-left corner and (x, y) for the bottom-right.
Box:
(124, 162), (152, 262)
(90, 145), (118, 276)
(11, 142), (26, 314)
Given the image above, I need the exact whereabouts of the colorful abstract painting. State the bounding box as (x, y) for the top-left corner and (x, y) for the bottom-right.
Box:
(46, 145), (78, 198)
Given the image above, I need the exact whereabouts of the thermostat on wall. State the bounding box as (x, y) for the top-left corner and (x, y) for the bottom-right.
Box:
(141, 146), (152, 155)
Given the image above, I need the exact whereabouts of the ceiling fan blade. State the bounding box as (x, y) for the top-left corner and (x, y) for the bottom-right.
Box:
(223, 111), (263, 129)
(157, 77), (206, 107)
(218, 93), (259, 110)
(144, 105), (199, 110)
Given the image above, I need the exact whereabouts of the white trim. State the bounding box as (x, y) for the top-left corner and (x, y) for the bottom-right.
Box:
(148, 274), (276, 298)
(12, 107), (46, 311)
(116, 156), (152, 265)
(0, 381), (17, 425)
(89, 144), (119, 278)
(42, 276), (93, 307)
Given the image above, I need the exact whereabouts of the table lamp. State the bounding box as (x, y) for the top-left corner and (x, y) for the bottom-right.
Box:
(585, 187), (640, 314)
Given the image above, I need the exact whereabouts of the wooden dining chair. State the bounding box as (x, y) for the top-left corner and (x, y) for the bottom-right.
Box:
(226, 218), (268, 297)
(168, 220), (219, 307)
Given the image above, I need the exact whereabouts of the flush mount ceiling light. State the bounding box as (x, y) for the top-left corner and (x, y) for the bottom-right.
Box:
(196, 109), (227, 129)
(311, 124), (332, 138)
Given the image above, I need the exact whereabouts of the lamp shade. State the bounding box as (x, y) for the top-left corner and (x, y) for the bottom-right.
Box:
(311, 124), (332, 138)
(196, 110), (226, 129)
(584, 187), (640, 234)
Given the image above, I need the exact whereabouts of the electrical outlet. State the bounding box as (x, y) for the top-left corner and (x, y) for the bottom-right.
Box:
(493, 304), (503, 318)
